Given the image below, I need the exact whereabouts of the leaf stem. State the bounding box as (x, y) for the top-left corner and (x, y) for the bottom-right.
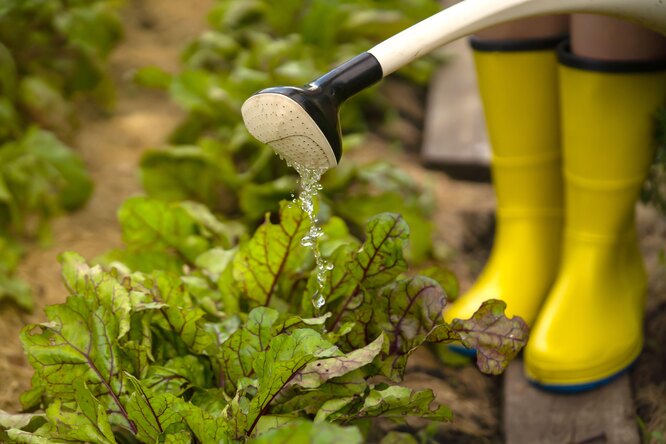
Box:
(246, 368), (302, 437)
(53, 330), (138, 434)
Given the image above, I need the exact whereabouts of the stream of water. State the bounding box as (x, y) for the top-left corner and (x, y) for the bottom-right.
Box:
(293, 163), (333, 312)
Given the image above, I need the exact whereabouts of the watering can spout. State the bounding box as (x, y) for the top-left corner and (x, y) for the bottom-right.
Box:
(242, 0), (666, 170)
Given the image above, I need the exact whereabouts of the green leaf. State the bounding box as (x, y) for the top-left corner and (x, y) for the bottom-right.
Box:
(133, 66), (172, 89)
(55, 4), (121, 57)
(190, 387), (228, 413)
(20, 254), (133, 431)
(248, 419), (363, 444)
(72, 380), (116, 443)
(118, 196), (211, 265)
(358, 385), (451, 421)
(150, 272), (213, 354)
(59, 252), (132, 337)
(195, 247), (237, 281)
(230, 329), (339, 438)
(313, 396), (358, 423)
(233, 201), (310, 306)
(176, 402), (232, 444)
(0, 128), (92, 237)
(140, 146), (234, 210)
(0, 271), (33, 312)
(328, 163), (435, 263)
(318, 216), (360, 258)
(0, 409), (44, 432)
(180, 200), (244, 248)
(238, 176), (299, 220)
(218, 307), (279, 394)
(351, 213), (409, 288)
(303, 244), (355, 314)
(419, 266), (459, 301)
(272, 312), (331, 336)
(25, 128), (93, 211)
(163, 430), (193, 444)
(125, 374), (189, 444)
(144, 355), (209, 396)
(40, 382), (117, 443)
(273, 371), (367, 419)
(19, 77), (73, 132)
(6, 428), (59, 443)
(379, 431), (420, 444)
(126, 376), (232, 443)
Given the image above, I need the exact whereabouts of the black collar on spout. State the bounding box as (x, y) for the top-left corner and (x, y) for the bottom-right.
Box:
(303, 52), (384, 162)
(310, 52), (384, 105)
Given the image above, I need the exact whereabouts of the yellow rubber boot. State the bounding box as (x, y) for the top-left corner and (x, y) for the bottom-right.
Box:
(524, 43), (666, 391)
(444, 37), (564, 328)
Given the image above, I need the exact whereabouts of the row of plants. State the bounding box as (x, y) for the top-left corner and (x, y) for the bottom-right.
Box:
(1, 198), (529, 443)
(0, 0), (122, 310)
(1, 1), (531, 442)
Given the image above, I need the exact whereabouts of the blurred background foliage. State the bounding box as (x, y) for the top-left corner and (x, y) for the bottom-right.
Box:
(0, 0), (122, 309)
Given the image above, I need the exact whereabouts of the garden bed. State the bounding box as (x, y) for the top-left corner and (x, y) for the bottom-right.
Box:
(1, 0), (665, 442)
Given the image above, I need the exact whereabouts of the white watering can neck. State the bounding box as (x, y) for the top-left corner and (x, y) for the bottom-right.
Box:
(242, 0), (665, 171)
(368, 0), (665, 76)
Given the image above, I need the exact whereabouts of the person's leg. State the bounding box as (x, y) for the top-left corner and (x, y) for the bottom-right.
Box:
(525, 15), (666, 391)
(443, 17), (568, 329)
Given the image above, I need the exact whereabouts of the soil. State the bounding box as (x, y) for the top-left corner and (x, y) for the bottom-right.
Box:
(1, 1), (665, 443)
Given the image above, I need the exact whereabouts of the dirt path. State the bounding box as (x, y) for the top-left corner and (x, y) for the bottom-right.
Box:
(0, 0), (213, 410)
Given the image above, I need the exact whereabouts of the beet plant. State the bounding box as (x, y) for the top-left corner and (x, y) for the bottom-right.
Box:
(1, 198), (528, 443)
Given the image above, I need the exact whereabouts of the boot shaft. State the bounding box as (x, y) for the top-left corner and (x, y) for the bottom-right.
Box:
(558, 44), (666, 239)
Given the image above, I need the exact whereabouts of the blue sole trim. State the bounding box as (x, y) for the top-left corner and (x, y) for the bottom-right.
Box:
(526, 360), (636, 393)
(448, 344), (477, 357)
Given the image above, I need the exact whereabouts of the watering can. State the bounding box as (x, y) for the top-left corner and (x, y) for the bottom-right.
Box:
(241, 0), (666, 170)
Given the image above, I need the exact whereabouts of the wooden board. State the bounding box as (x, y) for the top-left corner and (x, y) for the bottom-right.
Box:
(503, 359), (640, 444)
(420, 35), (491, 180)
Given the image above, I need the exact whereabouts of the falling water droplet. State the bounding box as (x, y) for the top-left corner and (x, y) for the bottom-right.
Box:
(312, 291), (325, 309)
